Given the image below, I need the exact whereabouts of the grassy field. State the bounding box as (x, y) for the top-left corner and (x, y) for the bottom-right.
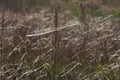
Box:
(0, 0), (120, 80)
(1, 0), (120, 16)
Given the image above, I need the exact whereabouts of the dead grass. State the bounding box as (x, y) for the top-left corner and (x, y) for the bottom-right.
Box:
(0, 8), (120, 80)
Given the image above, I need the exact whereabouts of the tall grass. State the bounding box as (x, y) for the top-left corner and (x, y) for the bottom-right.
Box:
(0, 1), (120, 80)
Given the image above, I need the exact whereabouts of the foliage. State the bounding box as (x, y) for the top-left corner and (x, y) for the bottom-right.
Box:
(0, 10), (120, 80)
(0, 0), (120, 80)
(114, 9), (120, 17)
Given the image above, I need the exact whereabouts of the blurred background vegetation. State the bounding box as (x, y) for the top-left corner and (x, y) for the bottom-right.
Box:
(0, 0), (120, 16)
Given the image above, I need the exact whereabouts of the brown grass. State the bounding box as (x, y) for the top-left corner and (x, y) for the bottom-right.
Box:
(0, 3), (120, 80)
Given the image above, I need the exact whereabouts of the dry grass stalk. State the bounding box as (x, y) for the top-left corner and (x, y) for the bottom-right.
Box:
(52, 1), (60, 79)
(79, 2), (89, 31)
(0, 0), (5, 60)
